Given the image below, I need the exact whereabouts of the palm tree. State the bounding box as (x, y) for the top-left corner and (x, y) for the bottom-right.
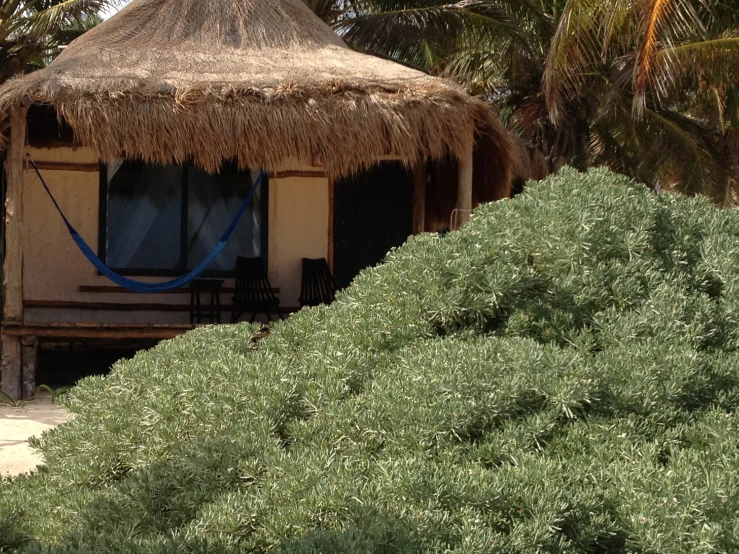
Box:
(0, 0), (118, 84)
(541, 0), (739, 201)
(310, 0), (739, 203)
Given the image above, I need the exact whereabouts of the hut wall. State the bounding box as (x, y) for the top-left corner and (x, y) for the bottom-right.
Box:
(21, 147), (329, 324)
(268, 175), (329, 306)
(23, 147), (104, 307)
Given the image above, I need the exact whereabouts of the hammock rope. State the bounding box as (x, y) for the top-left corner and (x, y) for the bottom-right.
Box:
(28, 155), (264, 294)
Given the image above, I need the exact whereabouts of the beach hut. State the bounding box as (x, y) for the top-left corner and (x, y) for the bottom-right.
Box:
(0, 0), (514, 399)
(509, 133), (549, 196)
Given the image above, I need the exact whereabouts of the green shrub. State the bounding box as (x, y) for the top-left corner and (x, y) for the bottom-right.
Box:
(5, 168), (739, 553)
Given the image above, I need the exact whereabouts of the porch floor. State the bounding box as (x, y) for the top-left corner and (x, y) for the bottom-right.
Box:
(2, 321), (198, 341)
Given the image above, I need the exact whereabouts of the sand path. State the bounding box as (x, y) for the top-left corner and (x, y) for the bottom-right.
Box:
(0, 397), (72, 477)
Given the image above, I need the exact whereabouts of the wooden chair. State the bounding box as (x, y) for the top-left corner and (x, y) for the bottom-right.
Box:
(189, 279), (224, 324)
(299, 258), (336, 308)
(231, 257), (283, 323)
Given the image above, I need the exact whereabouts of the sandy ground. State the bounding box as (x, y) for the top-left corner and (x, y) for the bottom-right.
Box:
(0, 397), (72, 477)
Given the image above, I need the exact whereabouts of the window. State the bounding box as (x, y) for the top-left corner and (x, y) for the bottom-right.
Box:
(99, 160), (266, 276)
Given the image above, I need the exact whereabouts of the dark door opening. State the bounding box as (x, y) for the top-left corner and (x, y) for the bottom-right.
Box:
(333, 161), (414, 290)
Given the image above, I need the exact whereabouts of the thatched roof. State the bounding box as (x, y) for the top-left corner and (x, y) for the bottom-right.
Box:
(0, 0), (513, 179)
(509, 132), (548, 194)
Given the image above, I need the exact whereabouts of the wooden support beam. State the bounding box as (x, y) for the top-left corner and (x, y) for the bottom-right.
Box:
(413, 161), (427, 235)
(21, 336), (39, 400)
(1, 107), (27, 401)
(328, 179), (335, 273)
(269, 170), (327, 179)
(3, 325), (193, 341)
(1, 335), (21, 400)
(78, 285), (278, 295)
(4, 107), (26, 323)
(455, 132), (474, 228)
(23, 299), (299, 315)
(26, 300), (225, 312)
(24, 160), (98, 173)
(2, 320), (299, 341)
(80, 285), (195, 294)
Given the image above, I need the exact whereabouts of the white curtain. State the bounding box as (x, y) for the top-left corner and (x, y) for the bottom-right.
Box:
(186, 168), (262, 271)
(106, 162), (182, 269)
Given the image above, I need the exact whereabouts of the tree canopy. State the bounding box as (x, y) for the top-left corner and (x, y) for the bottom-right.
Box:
(0, 0), (120, 85)
(309, 0), (739, 203)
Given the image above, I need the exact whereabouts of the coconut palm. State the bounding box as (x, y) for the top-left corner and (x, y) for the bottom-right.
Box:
(0, 0), (118, 84)
(540, 0), (739, 201)
(312, 0), (739, 203)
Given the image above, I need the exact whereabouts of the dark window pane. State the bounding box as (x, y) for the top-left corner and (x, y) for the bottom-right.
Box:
(186, 165), (261, 271)
(106, 161), (183, 271)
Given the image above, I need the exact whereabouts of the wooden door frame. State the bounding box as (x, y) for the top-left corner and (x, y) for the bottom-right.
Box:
(413, 161), (427, 234)
(328, 178), (335, 274)
(330, 161), (425, 270)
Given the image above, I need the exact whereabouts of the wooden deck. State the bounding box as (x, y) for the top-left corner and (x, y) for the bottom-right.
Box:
(2, 321), (198, 340)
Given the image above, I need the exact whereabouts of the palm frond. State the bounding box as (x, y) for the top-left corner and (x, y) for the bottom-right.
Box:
(543, 0), (615, 123)
(642, 107), (719, 197)
(334, 1), (520, 72)
(23, 0), (120, 38)
(632, 0), (704, 116)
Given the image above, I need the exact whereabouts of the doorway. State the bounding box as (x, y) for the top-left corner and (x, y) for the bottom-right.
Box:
(333, 161), (414, 290)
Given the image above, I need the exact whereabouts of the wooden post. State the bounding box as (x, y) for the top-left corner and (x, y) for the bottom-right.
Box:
(455, 132), (474, 228)
(21, 336), (39, 400)
(1, 106), (27, 401)
(327, 179), (335, 273)
(1, 336), (21, 400)
(412, 161), (426, 234)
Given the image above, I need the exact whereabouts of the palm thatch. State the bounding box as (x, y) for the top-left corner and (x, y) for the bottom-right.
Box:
(0, 0), (514, 179)
(423, 122), (516, 233)
(509, 133), (549, 195)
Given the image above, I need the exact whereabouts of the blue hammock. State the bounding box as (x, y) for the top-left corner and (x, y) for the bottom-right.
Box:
(28, 156), (264, 294)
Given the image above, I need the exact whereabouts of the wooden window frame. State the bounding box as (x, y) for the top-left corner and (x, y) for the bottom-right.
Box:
(98, 161), (269, 278)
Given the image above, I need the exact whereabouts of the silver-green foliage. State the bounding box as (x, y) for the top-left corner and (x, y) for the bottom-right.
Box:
(4, 168), (739, 553)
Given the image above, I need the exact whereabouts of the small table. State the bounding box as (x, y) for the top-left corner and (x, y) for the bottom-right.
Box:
(189, 279), (224, 324)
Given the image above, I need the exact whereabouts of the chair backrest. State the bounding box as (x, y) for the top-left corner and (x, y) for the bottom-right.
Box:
(233, 256), (276, 302)
(300, 258), (336, 307)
